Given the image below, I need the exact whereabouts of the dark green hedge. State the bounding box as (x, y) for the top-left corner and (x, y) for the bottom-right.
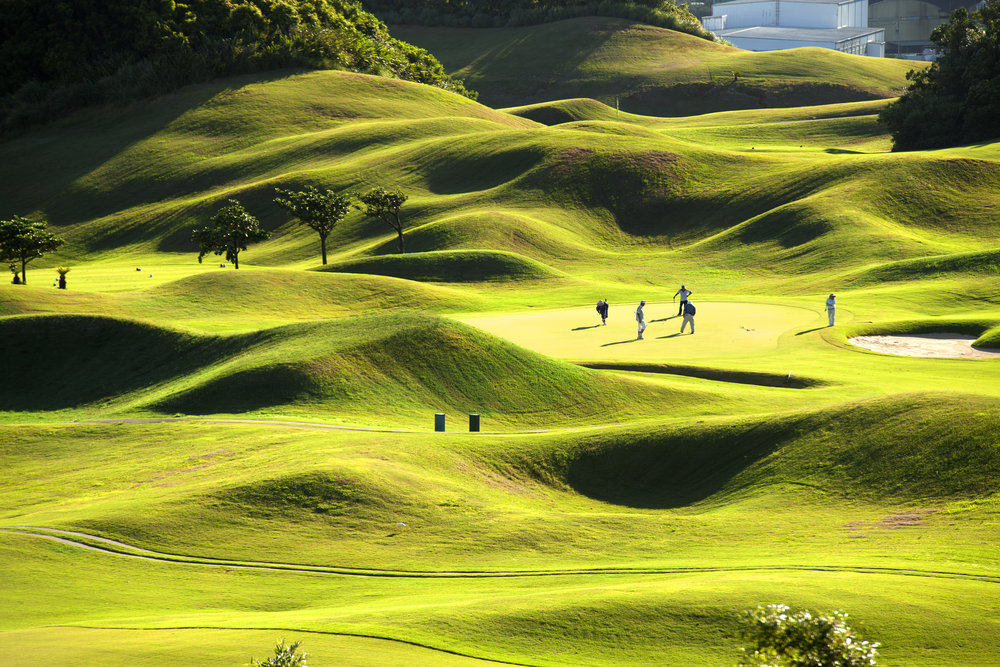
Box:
(878, 0), (1000, 150)
(363, 0), (714, 40)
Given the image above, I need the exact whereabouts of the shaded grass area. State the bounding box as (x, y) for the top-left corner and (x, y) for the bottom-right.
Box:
(391, 18), (918, 115)
(552, 393), (1000, 509)
(575, 361), (826, 388)
(316, 249), (567, 282)
(0, 311), (708, 427)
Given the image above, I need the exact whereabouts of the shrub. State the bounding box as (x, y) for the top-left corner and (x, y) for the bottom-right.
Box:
(737, 604), (880, 667)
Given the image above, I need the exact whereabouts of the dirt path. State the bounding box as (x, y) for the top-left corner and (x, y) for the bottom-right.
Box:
(849, 333), (1000, 359)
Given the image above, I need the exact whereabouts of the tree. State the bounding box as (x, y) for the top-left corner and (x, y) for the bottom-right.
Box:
(0, 215), (65, 285)
(250, 639), (307, 667)
(274, 186), (352, 265)
(192, 200), (271, 270)
(737, 604), (880, 667)
(878, 0), (1000, 150)
(355, 186), (409, 254)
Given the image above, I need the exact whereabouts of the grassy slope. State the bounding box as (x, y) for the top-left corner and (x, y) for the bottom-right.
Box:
(0, 37), (998, 667)
(391, 17), (919, 115)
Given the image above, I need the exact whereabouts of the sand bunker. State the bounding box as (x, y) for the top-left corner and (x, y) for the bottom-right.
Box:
(849, 333), (1000, 359)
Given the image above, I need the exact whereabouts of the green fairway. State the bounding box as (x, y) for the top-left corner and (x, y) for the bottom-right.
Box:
(1, 36), (999, 667)
(461, 301), (820, 361)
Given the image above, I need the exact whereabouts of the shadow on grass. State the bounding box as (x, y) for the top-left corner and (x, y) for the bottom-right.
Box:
(601, 338), (640, 346)
(566, 420), (788, 508)
(573, 325), (601, 331)
(796, 326), (828, 335)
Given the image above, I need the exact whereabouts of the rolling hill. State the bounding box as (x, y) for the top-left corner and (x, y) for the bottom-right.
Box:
(391, 17), (921, 115)
(1, 35), (999, 667)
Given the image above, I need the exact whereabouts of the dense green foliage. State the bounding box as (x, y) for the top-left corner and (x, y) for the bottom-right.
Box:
(365, 0), (714, 41)
(878, 0), (1000, 150)
(737, 605), (879, 667)
(274, 186), (352, 264)
(250, 639), (308, 667)
(0, 0), (474, 137)
(355, 186), (409, 253)
(0, 215), (64, 285)
(193, 200), (271, 269)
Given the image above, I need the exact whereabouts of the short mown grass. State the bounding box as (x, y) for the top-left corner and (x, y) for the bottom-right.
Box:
(0, 43), (998, 667)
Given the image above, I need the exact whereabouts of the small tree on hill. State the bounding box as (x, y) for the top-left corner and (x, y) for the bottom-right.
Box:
(249, 639), (307, 667)
(192, 199), (271, 270)
(737, 604), (880, 667)
(274, 185), (351, 265)
(355, 186), (408, 254)
(0, 215), (65, 286)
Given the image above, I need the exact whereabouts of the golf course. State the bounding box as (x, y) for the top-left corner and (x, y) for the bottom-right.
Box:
(2, 14), (1000, 667)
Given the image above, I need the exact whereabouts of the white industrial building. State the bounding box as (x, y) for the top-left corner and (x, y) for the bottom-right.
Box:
(702, 0), (885, 56)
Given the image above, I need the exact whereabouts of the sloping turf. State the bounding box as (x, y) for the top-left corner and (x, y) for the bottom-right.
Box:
(0, 44), (999, 667)
(391, 17), (919, 115)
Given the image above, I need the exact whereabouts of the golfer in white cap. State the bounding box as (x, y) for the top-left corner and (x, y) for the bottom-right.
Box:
(674, 284), (692, 316)
(825, 293), (836, 326)
(636, 300), (646, 339)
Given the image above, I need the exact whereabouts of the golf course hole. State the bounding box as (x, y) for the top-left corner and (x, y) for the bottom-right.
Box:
(849, 333), (1000, 359)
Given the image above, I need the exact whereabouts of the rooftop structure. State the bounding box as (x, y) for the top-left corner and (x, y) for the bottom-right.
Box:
(702, 0), (884, 55)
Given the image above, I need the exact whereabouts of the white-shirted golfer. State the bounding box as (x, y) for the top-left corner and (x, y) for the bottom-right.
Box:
(636, 300), (646, 340)
(825, 293), (836, 326)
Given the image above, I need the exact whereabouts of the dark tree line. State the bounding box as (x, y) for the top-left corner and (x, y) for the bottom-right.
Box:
(0, 0), (475, 138)
(364, 0), (713, 40)
(879, 0), (1000, 150)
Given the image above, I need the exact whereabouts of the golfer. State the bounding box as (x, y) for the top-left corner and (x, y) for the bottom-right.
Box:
(674, 284), (692, 316)
(825, 293), (836, 326)
(596, 298), (609, 325)
(636, 300), (646, 340)
(680, 299), (696, 334)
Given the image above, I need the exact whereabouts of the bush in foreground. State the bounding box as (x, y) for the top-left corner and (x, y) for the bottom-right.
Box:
(738, 604), (879, 667)
(249, 639), (307, 667)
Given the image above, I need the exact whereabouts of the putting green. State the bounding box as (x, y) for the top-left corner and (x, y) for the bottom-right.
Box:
(460, 302), (821, 362)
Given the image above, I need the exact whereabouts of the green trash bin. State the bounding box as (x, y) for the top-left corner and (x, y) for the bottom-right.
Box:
(434, 413), (445, 432)
(469, 414), (480, 432)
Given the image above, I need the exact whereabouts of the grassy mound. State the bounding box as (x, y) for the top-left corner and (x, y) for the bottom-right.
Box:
(540, 393), (1000, 508)
(380, 211), (595, 261)
(0, 315), (237, 411)
(393, 18), (918, 115)
(146, 312), (699, 425)
(504, 98), (621, 125)
(576, 362), (825, 388)
(841, 249), (1000, 287)
(317, 249), (565, 282)
(5, 311), (699, 423)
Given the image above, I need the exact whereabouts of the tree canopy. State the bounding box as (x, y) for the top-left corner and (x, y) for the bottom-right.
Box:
(362, 0), (712, 38)
(0, 0), (474, 138)
(0, 215), (65, 285)
(355, 186), (408, 253)
(274, 186), (352, 265)
(193, 200), (271, 269)
(878, 0), (1000, 151)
